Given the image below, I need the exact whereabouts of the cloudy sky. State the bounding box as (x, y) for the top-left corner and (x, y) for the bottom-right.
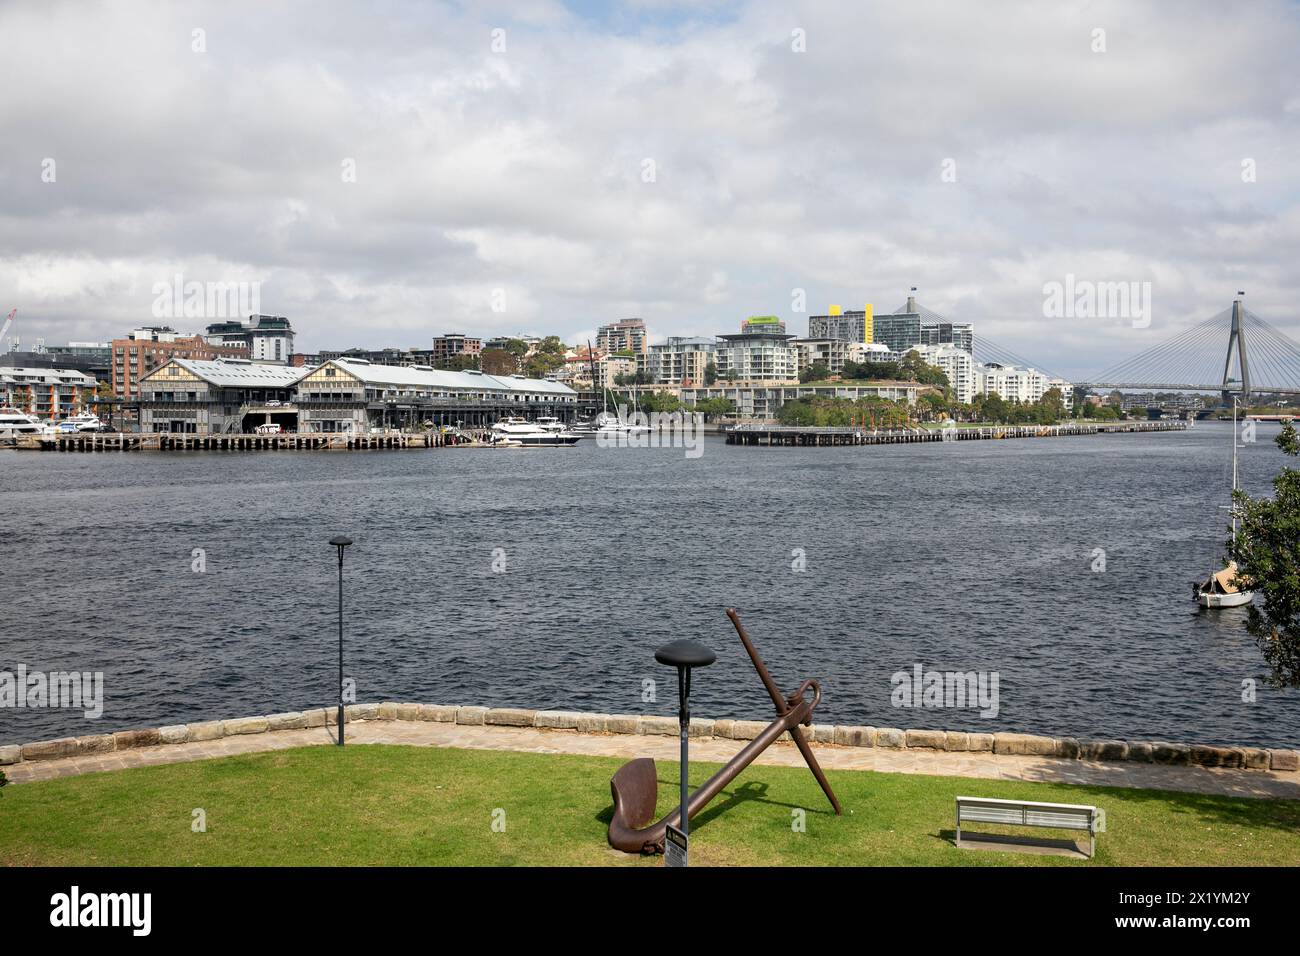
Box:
(2, 0), (1298, 378)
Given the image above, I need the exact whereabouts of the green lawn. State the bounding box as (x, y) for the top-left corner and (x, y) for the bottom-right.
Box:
(1, 745), (1297, 866)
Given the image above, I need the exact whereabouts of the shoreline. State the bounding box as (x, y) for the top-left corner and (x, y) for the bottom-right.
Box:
(4, 701), (1296, 787)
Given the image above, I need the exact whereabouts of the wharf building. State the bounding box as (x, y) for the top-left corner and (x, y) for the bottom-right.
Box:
(138, 357), (579, 435)
(137, 358), (306, 434)
(111, 327), (249, 402)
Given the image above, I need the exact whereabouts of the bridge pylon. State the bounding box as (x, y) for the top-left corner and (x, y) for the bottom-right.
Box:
(1221, 294), (1250, 403)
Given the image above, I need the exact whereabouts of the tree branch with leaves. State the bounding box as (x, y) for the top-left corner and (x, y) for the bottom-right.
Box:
(1230, 420), (1300, 687)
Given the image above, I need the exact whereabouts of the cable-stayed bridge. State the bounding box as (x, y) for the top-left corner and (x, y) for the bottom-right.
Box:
(902, 296), (1300, 400)
(1083, 298), (1300, 399)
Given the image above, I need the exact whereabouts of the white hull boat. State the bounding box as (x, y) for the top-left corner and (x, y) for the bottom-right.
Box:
(490, 417), (583, 446)
(0, 408), (54, 441)
(1195, 398), (1254, 609)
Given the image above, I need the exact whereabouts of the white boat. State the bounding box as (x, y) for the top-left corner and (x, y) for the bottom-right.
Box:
(0, 408), (53, 441)
(593, 410), (650, 436)
(490, 417), (582, 446)
(56, 411), (107, 433)
(1195, 397), (1254, 609)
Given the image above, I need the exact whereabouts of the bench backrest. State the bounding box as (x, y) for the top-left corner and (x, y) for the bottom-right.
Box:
(957, 796), (1095, 831)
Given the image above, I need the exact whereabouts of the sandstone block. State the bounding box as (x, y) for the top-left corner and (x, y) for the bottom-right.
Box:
(223, 717), (269, 736)
(905, 729), (946, 750)
(266, 712), (306, 732)
(21, 737), (78, 761)
(533, 710), (582, 730)
(159, 724), (190, 744)
(875, 728), (905, 749)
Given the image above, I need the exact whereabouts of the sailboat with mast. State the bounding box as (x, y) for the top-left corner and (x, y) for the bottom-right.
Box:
(574, 338), (650, 436)
(1194, 397), (1255, 609)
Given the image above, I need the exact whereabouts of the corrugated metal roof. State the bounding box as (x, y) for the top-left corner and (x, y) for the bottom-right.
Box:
(158, 358), (304, 388)
(329, 358), (576, 396)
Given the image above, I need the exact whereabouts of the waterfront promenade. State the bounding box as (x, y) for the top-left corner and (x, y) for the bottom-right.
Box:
(8, 713), (1297, 801)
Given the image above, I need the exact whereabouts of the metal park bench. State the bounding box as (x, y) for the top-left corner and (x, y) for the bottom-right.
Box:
(955, 796), (1099, 859)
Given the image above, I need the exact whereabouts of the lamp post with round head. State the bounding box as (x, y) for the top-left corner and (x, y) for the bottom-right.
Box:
(329, 536), (352, 744)
(654, 639), (715, 852)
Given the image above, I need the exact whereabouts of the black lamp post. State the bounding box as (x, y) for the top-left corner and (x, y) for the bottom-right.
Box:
(329, 536), (352, 745)
(654, 639), (716, 852)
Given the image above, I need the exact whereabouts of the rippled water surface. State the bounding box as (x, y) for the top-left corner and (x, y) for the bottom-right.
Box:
(2, 422), (1297, 748)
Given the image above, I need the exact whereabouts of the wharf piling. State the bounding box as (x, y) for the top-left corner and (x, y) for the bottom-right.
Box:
(17, 431), (449, 453)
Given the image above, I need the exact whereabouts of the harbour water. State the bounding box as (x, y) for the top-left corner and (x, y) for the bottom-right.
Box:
(1, 422), (1297, 748)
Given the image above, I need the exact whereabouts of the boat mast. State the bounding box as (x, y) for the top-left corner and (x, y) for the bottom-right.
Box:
(1231, 395), (1239, 538)
(587, 339), (606, 417)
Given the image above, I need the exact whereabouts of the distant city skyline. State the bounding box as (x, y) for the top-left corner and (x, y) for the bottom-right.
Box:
(3, 1), (1299, 381)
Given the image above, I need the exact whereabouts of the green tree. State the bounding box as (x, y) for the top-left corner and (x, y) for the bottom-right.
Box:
(899, 350), (950, 390)
(640, 391), (682, 413)
(799, 362), (831, 383)
(704, 361), (718, 386)
(919, 391), (948, 422)
(481, 348), (516, 376)
(1036, 387), (1065, 424)
(525, 351), (564, 378)
(692, 397), (734, 421)
(1230, 421), (1300, 687)
(438, 353), (481, 371)
(982, 393), (1008, 423)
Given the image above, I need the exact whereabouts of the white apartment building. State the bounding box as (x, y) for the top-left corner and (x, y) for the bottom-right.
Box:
(977, 363), (1072, 407)
(641, 336), (716, 385)
(848, 342), (903, 365)
(713, 331), (799, 383)
(793, 338), (855, 377)
(914, 343), (979, 404)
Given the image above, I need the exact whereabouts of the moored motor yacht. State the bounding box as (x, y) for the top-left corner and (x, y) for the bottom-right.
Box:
(0, 407), (54, 441)
(490, 417), (582, 446)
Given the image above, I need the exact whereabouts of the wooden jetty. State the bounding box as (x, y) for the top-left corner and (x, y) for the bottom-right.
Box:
(724, 420), (1186, 447)
(11, 431), (451, 453)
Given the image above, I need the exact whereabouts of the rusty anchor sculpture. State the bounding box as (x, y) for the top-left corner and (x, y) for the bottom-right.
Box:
(608, 608), (842, 854)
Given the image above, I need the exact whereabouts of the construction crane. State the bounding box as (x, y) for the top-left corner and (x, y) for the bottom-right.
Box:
(0, 308), (15, 352)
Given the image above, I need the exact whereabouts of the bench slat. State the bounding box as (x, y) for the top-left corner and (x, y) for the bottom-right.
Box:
(1025, 809), (1092, 830)
(960, 806), (1025, 825)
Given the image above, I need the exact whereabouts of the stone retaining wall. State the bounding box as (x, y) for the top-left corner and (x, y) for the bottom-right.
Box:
(2, 703), (1297, 773)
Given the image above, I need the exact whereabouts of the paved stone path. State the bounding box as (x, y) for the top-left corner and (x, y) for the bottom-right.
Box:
(6, 720), (1299, 800)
